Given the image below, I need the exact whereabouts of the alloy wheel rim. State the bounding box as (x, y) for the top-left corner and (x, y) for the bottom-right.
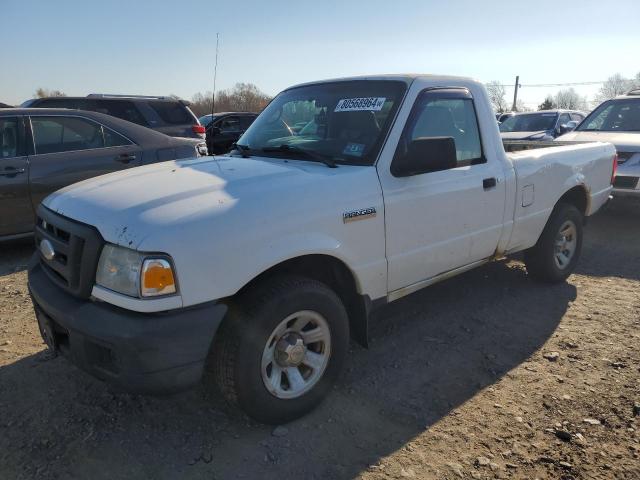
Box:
(554, 220), (577, 270)
(261, 310), (331, 399)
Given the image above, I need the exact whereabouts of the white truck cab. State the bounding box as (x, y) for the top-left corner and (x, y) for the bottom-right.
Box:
(28, 74), (616, 423)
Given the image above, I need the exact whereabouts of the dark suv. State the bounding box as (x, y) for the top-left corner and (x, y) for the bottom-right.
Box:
(199, 112), (258, 154)
(23, 94), (205, 140)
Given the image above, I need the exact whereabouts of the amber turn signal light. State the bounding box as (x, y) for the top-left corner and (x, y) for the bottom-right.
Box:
(141, 258), (176, 297)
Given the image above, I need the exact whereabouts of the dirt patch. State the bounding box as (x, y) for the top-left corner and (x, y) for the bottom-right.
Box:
(1, 200), (639, 480)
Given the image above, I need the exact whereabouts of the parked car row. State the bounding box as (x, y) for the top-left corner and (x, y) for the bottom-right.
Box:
(560, 89), (640, 198)
(496, 90), (640, 199)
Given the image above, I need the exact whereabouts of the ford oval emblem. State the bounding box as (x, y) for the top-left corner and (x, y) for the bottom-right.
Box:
(40, 239), (55, 261)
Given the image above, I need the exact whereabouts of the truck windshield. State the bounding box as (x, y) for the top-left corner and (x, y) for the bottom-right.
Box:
(236, 80), (407, 165)
(499, 112), (558, 132)
(577, 99), (640, 132)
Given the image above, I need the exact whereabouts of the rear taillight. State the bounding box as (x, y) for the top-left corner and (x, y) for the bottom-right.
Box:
(611, 153), (618, 185)
(192, 125), (206, 135)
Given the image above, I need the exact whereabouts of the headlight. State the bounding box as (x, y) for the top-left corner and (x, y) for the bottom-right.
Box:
(95, 244), (177, 298)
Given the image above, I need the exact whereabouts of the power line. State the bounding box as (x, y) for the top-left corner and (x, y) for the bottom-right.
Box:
(494, 81), (605, 88)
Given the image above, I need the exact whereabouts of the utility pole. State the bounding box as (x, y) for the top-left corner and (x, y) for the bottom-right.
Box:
(211, 33), (220, 118)
(512, 75), (520, 112)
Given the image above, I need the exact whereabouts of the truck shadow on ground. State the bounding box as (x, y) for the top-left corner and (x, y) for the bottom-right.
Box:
(0, 259), (576, 480)
(0, 239), (33, 277)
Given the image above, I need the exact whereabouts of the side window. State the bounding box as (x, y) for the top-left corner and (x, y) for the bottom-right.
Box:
(0, 117), (22, 159)
(397, 91), (484, 170)
(31, 116), (104, 154)
(239, 116), (255, 129)
(570, 113), (583, 122)
(89, 100), (148, 126)
(558, 113), (571, 126)
(219, 116), (241, 133)
(146, 101), (192, 125)
(103, 126), (133, 147)
(34, 98), (79, 109)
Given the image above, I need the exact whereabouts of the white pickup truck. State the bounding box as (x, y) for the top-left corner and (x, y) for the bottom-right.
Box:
(28, 75), (616, 424)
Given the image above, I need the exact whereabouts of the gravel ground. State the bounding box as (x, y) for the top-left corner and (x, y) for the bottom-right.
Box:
(1, 199), (639, 480)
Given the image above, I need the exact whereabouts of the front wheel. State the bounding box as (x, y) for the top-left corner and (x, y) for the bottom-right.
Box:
(524, 202), (584, 283)
(211, 275), (349, 424)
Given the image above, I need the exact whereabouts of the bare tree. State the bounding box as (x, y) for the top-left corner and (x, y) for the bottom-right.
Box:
(34, 88), (66, 98)
(553, 88), (588, 110)
(485, 81), (508, 113)
(595, 74), (631, 102)
(190, 83), (271, 117)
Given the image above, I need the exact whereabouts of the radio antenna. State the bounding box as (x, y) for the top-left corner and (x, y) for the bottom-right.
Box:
(211, 33), (220, 118)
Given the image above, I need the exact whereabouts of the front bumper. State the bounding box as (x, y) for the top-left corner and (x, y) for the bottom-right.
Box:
(28, 254), (227, 394)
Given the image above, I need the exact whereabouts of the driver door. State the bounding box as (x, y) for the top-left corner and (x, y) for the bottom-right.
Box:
(0, 116), (33, 237)
(378, 88), (506, 294)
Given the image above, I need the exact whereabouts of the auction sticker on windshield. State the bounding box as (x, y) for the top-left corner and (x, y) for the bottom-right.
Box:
(335, 97), (386, 112)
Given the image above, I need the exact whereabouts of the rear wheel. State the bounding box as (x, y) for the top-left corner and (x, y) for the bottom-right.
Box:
(211, 275), (349, 424)
(524, 202), (583, 283)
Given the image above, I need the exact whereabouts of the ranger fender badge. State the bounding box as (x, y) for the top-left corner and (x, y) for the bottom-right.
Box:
(343, 207), (376, 223)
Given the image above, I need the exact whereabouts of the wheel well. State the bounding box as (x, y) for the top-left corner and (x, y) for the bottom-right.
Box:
(237, 255), (370, 347)
(558, 186), (588, 216)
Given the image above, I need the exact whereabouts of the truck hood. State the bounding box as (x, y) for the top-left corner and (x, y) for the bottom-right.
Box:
(558, 131), (640, 151)
(500, 130), (549, 140)
(43, 155), (374, 249)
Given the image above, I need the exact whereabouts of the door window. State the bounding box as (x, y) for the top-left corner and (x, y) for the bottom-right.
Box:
(0, 117), (22, 159)
(239, 116), (256, 129)
(88, 100), (148, 126)
(395, 90), (484, 170)
(218, 116), (242, 133)
(31, 116), (104, 154)
(103, 127), (133, 147)
(558, 113), (571, 127)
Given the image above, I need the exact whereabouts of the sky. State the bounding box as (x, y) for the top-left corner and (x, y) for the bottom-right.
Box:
(2, 0), (639, 109)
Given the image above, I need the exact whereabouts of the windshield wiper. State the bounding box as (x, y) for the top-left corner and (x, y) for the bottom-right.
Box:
(261, 144), (337, 168)
(230, 143), (252, 158)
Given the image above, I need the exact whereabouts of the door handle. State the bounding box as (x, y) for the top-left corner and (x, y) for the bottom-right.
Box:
(0, 167), (26, 177)
(115, 153), (136, 164)
(483, 177), (497, 190)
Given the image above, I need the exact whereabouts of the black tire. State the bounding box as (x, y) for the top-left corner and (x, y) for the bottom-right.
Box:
(524, 202), (583, 283)
(211, 275), (349, 424)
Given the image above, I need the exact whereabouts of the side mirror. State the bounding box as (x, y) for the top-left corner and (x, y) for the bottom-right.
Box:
(565, 121), (578, 132)
(209, 126), (221, 136)
(392, 137), (457, 177)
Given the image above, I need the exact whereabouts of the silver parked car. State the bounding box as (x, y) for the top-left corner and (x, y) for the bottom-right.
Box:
(558, 89), (640, 198)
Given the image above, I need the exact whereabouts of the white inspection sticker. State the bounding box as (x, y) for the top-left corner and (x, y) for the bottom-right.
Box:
(334, 97), (386, 112)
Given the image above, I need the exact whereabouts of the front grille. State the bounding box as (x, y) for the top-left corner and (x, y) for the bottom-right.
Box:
(34, 205), (103, 298)
(613, 176), (639, 190)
